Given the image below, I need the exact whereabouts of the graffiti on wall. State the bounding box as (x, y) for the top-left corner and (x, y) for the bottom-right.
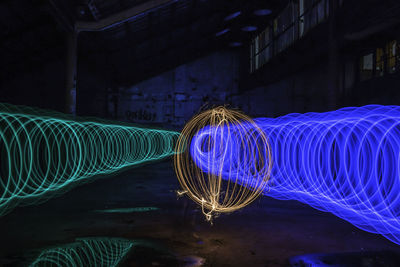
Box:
(126, 109), (156, 122)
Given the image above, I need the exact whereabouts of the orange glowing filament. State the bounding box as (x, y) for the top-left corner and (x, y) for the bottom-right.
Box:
(174, 107), (272, 221)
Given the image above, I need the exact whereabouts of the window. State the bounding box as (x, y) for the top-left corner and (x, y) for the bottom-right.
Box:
(317, 0), (327, 23)
(299, 0), (328, 37)
(274, 2), (297, 54)
(386, 40), (397, 74)
(250, 27), (272, 72)
(250, 0), (331, 73)
(358, 40), (399, 81)
(358, 40), (399, 82)
(376, 48), (384, 77)
(359, 53), (373, 81)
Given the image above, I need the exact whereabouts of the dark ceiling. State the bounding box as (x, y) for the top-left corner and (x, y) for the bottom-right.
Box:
(1, 0), (288, 86)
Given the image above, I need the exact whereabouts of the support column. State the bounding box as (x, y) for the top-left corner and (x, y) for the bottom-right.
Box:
(66, 30), (77, 115)
(327, 0), (339, 109)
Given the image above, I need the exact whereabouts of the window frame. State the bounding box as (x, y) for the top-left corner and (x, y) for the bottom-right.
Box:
(250, 0), (331, 73)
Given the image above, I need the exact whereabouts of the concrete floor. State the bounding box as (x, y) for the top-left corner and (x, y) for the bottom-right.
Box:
(1, 160), (400, 266)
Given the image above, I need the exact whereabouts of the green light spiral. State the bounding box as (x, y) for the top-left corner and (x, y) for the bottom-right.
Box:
(0, 103), (180, 216)
(29, 237), (134, 267)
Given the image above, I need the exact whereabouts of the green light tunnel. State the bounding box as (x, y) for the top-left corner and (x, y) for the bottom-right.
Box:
(0, 104), (180, 216)
(29, 237), (134, 267)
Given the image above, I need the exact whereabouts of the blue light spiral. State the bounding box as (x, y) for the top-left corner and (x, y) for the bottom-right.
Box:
(190, 123), (270, 187)
(190, 105), (400, 245)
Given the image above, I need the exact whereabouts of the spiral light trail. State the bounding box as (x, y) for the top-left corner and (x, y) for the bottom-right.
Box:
(174, 107), (272, 221)
(0, 104), (180, 216)
(188, 105), (400, 245)
(30, 237), (134, 267)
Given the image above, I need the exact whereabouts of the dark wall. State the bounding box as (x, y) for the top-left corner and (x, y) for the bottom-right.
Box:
(351, 74), (400, 107)
(233, 62), (333, 117)
(76, 51), (109, 119)
(0, 60), (66, 112)
(78, 50), (240, 127)
(236, 49), (399, 119)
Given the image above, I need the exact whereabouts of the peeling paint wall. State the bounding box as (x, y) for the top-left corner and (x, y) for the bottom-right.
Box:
(115, 51), (239, 127)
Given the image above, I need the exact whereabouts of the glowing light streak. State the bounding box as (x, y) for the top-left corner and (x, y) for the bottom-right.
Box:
(30, 237), (133, 266)
(94, 207), (159, 213)
(0, 103), (180, 216)
(174, 107), (272, 221)
(189, 105), (400, 245)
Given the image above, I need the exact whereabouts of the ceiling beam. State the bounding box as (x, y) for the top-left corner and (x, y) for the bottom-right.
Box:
(76, 0), (175, 32)
(48, 0), (75, 31)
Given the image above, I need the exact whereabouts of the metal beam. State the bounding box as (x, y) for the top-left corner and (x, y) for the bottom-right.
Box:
(48, 0), (75, 32)
(76, 0), (175, 32)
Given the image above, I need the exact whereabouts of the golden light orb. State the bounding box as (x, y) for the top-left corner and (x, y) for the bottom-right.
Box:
(174, 107), (272, 221)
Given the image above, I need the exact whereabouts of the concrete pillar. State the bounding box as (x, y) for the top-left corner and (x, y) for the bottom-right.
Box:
(327, 0), (339, 109)
(65, 30), (77, 115)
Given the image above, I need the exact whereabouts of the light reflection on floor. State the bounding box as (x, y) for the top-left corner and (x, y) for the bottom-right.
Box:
(1, 161), (400, 266)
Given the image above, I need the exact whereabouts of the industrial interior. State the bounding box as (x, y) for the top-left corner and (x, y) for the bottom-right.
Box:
(1, 0), (400, 266)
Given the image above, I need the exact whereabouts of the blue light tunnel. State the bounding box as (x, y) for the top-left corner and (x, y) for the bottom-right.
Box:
(190, 105), (400, 245)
